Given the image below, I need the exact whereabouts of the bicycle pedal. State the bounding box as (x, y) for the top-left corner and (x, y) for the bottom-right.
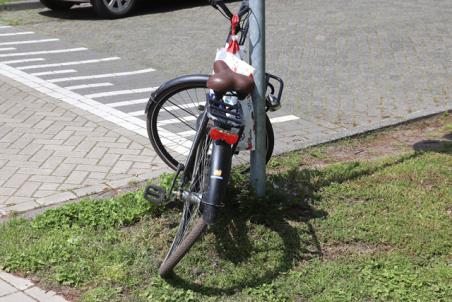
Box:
(144, 184), (167, 206)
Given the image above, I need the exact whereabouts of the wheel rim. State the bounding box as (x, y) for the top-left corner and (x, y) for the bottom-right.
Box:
(151, 86), (210, 168)
(102, 0), (132, 13)
(164, 133), (211, 261)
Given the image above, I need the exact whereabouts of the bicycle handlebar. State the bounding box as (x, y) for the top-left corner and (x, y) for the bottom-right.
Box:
(209, 0), (250, 19)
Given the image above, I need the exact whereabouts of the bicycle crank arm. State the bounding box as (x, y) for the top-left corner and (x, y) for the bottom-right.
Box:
(174, 191), (203, 205)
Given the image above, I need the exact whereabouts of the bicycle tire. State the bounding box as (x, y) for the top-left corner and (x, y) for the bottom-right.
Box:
(159, 124), (212, 277)
(146, 75), (274, 171)
(159, 218), (207, 277)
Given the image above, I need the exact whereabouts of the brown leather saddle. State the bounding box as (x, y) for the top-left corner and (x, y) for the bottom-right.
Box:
(207, 60), (254, 99)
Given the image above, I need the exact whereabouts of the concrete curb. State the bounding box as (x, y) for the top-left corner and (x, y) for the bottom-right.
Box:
(0, 167), (169, 223)
(0, 0), (42, 11)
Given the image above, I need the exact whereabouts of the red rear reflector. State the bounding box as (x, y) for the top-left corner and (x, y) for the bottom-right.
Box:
(209, 128), (239, 145)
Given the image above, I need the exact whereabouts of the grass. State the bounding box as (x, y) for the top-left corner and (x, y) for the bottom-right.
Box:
(0, 119), (451, 301)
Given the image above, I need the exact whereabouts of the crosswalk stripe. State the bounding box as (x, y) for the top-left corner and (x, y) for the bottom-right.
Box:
(0, 58), (45, 64)
(0, 31), (34, 37)
(269, 115), (300, 123)
(30, 69), (77, 76)
(85, 87), (158, 98)
(64, 82), (114, 90)
(0, 39), (59, 46)
(126, 102), (199, 117)
(0, 47), (87, 58)
(107, 98), (148, 108)
(48, 68), (155, 83)
(157, 115), (197, 126)
(17, 56), (120, 70)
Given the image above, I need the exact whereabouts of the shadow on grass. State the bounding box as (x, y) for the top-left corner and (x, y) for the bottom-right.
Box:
(413, 136), (452, 154)
(163, 152), (422, 296)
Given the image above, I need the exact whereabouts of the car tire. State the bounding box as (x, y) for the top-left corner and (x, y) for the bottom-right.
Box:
(40, 0), (74, 10)
(90, 0), (136, 19)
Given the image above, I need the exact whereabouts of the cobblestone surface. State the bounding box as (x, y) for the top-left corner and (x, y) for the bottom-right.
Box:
(0, 75), (168, 217)
(0, 271), (68, 302)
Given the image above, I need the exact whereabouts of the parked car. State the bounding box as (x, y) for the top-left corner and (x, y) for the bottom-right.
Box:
(40, 0), (136, 18)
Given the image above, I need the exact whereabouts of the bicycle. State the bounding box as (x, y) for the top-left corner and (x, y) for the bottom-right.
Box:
(144, 0), (284, 278)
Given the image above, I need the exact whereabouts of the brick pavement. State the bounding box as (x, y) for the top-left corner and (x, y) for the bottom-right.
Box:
(0, 271), (68, 302)
(0, 74), (168, 217)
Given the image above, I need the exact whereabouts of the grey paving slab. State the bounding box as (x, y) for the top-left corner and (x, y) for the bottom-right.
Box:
(0, 280), (17, 297)
(0, 292), (36, 302)
(0, 271), (68, 302)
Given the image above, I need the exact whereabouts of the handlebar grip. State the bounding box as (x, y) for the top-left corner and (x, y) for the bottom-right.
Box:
(209, 0), (233, 19)
(237, 0), (250, 17)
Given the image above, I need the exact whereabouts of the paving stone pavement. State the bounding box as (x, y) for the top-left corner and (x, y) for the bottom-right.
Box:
(0, 74), (169, 217)
(0, 270), (68, 302)
(0, 0), (451, 217)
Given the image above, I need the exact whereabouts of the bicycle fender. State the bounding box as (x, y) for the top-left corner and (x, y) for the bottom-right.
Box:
(203, 140), (232, 225)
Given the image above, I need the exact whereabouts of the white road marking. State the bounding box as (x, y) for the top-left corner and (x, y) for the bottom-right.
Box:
(30, 69), (77, 76)
(85, 87), (157, 98)
(126, 103), (199, 116)
(164, 103), (200, 112)
(157, 115), (197, 126)
(177, 130), (196, 137)
(156, 127), (192, 155)
(0, 26), (12, 29)
(0, 47), (87, 58)
(48, 68), (155, 83)
(0, 39), (59, 46)
(0, 31), (34, 37)
(0, 58), (45, 64)
(270, 115), (300, 123)
(64, 82), (113, 90)
(0, 47), (15, 51)
(128, 110), (145, 117)
(107, 98), (148, 108)
(17, 56), (120, 70)
(0, 63), (194, 156)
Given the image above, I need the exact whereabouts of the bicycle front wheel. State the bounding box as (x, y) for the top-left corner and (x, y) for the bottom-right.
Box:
(146, 74), (274, 171)
(159, 126), (212, 277)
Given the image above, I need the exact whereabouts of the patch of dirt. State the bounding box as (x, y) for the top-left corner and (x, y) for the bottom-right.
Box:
(295, 113), (451, 169)
(321, 242), (393, 261)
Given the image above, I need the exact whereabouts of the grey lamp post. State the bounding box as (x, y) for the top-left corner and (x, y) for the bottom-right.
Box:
(249, 0), (266, 197)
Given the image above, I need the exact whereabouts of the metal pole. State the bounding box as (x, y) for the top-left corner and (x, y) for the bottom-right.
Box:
(249, 0), (266, 197)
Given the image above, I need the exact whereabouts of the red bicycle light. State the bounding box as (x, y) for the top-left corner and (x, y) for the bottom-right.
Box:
(223, 132), (239, 144)
(209, 128), (222, 140)
(209, 128), (239, 145)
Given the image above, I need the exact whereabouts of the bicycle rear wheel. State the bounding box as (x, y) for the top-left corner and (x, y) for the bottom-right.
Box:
(146, 75), (274, 171)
